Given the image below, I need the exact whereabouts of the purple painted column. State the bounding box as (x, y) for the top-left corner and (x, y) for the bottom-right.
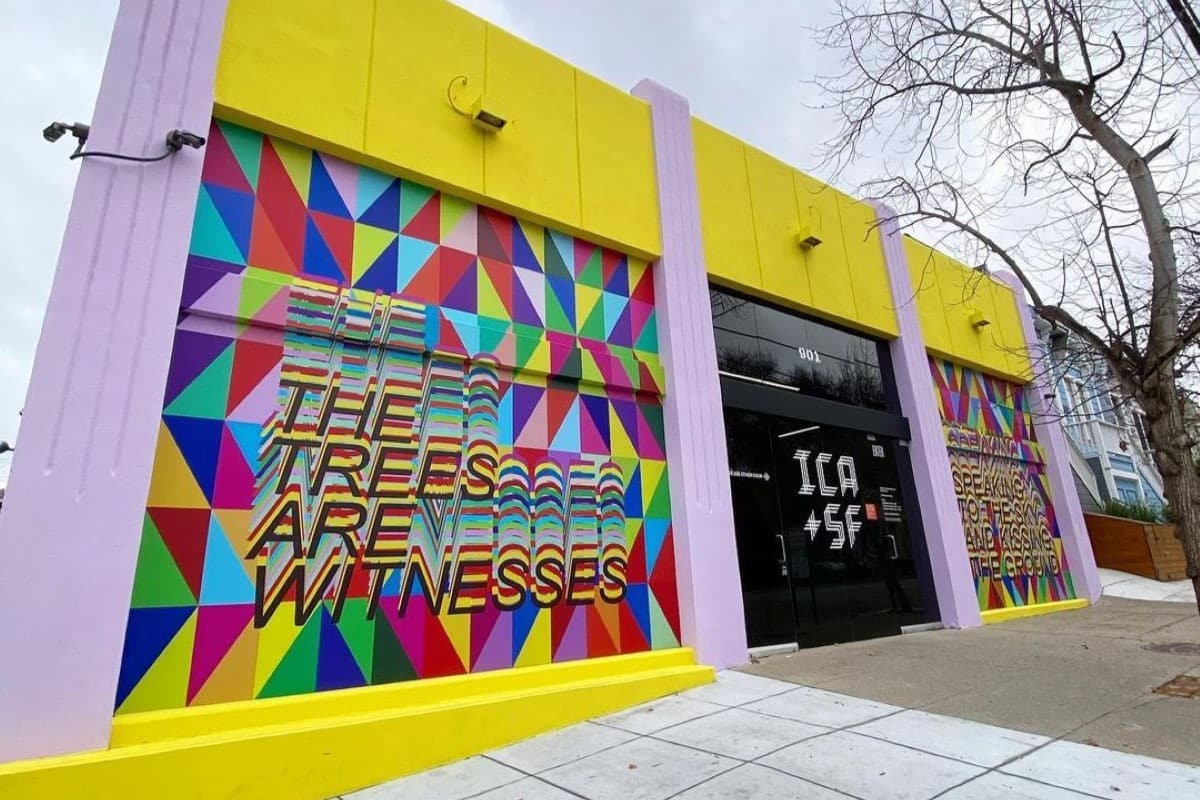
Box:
(631, 80), (748, 668)
(872, 203), (982, 629)
(0, 0), (228, 763)
(995, 272), (1102, 603)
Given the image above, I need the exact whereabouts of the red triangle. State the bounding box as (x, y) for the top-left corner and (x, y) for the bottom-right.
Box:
(619, 602), (650, 654)
(249, 200), (299, 276)
(648, 529), (681, 638)
(402, 192), (441, 243)
(546, 388), (574, 442)
(401, 249), (441, 305)
(480, 208), (512, 260)
(202, 124), (252, 193)
(437, 315), (467, 357)
(311, 210), (354, 281)
(257, 139), (308, 268)
(625, 523), (647, 584)
(550, 602), (575, 656)
(574, 240), (597, 274)
(439, 246), (475, 291)
(188, 604), (254, 702)
(421, 610), (466, 678)
(630, 264), (655, 304)
(227, 338), (282, 414)
(601, 249), (622, 286)
(586, 604), (620, 657)
(148, 507), (211, 600)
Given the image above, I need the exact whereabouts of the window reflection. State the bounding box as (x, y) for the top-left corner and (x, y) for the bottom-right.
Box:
(711, 286), (889, 410)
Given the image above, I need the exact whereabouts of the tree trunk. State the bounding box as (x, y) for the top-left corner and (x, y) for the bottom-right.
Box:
(1143, 382), (1200, 614)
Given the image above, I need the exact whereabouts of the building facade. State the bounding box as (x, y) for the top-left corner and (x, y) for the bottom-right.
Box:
(0, 1), (1100, 796)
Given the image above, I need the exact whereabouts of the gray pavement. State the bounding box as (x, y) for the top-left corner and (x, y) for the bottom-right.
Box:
(742, 594), (1200, 765)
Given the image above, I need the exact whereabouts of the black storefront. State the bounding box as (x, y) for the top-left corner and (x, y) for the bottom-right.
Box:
(712, 286), (939, 649)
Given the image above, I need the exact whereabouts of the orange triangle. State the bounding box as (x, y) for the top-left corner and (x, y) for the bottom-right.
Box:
(249, 201), (298, 276)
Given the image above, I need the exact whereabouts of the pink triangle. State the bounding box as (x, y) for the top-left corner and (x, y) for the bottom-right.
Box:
(515, 392), (549, 449)
(636, 411), (665, 459)
(473, 611), (513, 672)
(251, 288), (291, 329)
(580, 400), (607, 453)
(469, 601), (502, 669)
(213, 426), (257, 510)
(442, 205), (477, 254)
(228, 367), (282, 424)
(554, 604), (587, 662)
(188, 273), (244, 318)
(381, 598), (425, 674)
(188, 603), (254, 702)
(322, 156), (360, 218)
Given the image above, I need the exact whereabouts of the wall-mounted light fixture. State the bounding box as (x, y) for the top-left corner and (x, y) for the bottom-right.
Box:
(794, 208), (823, 249)
(447, 75), (508, 133)
(968, 309), (991, 330)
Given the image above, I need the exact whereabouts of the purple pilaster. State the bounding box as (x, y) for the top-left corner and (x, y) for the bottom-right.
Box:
(872, 203), (982, 629)
(632, 80), (748, 668)
(0, 0), (229, 762)
(995, 272), (1102, 603)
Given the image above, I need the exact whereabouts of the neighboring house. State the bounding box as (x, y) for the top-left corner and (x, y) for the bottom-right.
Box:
(1039, 321), (1166, 510)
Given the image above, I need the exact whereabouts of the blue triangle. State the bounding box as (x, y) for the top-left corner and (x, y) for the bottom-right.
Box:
(548, 276), (576, 328)
(205, 184), (254, 260)
(441, 307), (480, 355)
(356, 237), (399, 294)
(622, 464), (643, 518)
(358, 177), (401, 232)
(302, 216), (346, 283)
(511, 221), (541, 271)
(626, 583), (652, 641)
(163, 415), (224, 502)
(199, 517), (255, 604)
(602, 291), (627, 339)
(549, 398), (580, 452)
(643, 518), (669, 575)
(397, 235), (437, 289)
(226, 421), (263, 468)
(189, 186), (246, 266)
(511, 598), (540, 660)
(317, 608), (366, 690)
(115, 606), (194, 709)
(308, 154), (351, 218)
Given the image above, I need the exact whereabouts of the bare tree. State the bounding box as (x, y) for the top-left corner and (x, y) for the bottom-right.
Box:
(817, 0), (1200, 609)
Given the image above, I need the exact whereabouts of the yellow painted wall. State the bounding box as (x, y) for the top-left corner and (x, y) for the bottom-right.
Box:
(214, 0), (662, 259)
(902, 237), (1031, 381)
(692, 119), (899, 339)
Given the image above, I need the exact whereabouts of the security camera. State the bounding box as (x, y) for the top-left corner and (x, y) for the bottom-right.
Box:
(43, 121), (90, 145)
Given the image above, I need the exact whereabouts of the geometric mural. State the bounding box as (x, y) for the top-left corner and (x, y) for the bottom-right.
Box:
(115, 120), (679, 713)
(931, 358), (1075, 611)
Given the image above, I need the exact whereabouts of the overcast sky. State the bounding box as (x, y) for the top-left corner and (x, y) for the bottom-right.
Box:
(0, 0), (870, 484)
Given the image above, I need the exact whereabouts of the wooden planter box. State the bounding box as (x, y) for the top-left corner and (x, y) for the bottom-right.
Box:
(1084, 512), (1187, 581)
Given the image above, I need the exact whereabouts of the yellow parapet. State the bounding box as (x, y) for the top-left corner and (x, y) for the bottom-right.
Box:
(980, 598), (1089, 625)
(0, 649), (713, 800)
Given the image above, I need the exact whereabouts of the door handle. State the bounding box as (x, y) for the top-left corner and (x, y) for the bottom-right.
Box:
(775, 533), (787, 563)
(884, 534), (899, 560)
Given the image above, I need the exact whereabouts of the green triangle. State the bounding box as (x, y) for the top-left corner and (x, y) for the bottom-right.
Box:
(477, 268), (511, 321)
(400, 180), (435, 230)
(189, 186), (245, 265)
(514, 324), (541, 368)
(238, 268), (289, 320)
(220, 122), (263, 189)
(164, 345), (234, 419)
(580, 299), (606, 341)
(648, 592), (680, 649)
(578, 250), (603, 288)
(259, 612), (320, 698)
(130, 515), (196, 607)
(440, 193), (471, 236)
(335, 599), (376, 682)
(647, 471), (673, 518)
(544, 286), (573, 334)
(479, 319), (509, 354)
(372, 615), (417, 684)
(353, 224), (397, 282)
(635, 310), (658, 353)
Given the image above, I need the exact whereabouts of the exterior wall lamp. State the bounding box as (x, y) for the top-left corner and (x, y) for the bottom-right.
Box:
(447, 75), (508, 133)
(969, 309), (992, 330)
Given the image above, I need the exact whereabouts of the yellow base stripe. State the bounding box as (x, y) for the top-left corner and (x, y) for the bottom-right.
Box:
(0, 650), (712, 800)
(981, 598), (1089, 625)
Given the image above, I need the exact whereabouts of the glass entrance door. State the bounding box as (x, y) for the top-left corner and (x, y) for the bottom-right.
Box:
(727, 408), (927, 648)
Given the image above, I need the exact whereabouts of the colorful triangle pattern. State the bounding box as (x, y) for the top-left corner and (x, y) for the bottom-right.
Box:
(117, 119), (678, 715)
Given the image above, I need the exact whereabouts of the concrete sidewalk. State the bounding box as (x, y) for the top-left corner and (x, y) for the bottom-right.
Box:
(342, 670), (1200, 799)
(1099, 567), (1197, 604)
(743, 595), (1200, 766)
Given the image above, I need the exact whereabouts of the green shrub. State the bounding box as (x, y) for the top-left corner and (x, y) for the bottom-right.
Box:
(1102, 498), (1165, 523)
